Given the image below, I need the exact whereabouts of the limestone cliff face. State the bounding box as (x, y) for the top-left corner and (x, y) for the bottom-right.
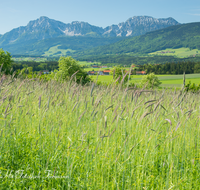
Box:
(103, 16), (180, 37)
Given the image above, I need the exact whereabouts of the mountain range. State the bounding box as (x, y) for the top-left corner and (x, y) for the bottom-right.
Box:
(0, 16), (180, 56)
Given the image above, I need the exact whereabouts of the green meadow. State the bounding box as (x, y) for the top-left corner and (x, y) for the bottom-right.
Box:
(12, 57), (48, 62)
(0, 76), (200, 189)
(90, 73), (200, 88)
(78, 61), (101, 66)
(43, 45), (76, 57)
(149, 48), (200, 58)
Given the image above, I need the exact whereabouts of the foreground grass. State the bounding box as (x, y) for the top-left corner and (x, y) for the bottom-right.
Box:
(90, 73), (200, 88)
(0, 76), (200, 189)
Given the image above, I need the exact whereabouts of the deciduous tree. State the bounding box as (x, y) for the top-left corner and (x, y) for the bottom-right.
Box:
(0, 49), (12, 74)
(112, 66), (129, 84)
(141, 73), (161, 88)
(57, 56), (90, 84)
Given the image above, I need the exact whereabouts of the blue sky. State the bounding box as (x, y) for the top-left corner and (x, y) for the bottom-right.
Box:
(0, 0), (200, 34)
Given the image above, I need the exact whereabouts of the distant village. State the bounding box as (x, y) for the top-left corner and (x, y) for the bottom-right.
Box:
(40, 64), (147, 75)
(87, 65), (146, 75)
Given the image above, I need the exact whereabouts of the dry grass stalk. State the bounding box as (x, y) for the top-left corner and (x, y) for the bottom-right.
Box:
(165, 119), (172, 126)
(145, 102), (156, 109)
(4, 103), (9, 115)
(120, 107), (125, 116)
(160, 104), (167, 112)
(113, 105), (119, 115)
(104, 116), (107, 128)
(114, 76), (121, 84)
(144, 99), (157, 105)
(105, 105), (113, 112)
(92, 111), (98, 119)
(17, 80), (25, 91)
(175, 92), (186, 108)
(90, 82), (95, 97)
(94, 97), (102, 107)
(175, 122), (181, 131)
(70, 70), (79, 81)
(72, 102), (78, 111)
(153, 99), (162, 112)
(111, 114), (118, 124)
(38, 96), (41, 109)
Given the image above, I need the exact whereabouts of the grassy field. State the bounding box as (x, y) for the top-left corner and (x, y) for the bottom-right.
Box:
(12, 57), (48, 62)
(43, 45), (76, 57)
(78, 61), (101, 66)
(84, 67), (138, 72)
(0, 76), (200, 189)
(149, 47), (200, 58)
(90, 73), (200, 88)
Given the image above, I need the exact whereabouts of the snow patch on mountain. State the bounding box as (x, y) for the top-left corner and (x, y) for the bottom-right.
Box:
(126, 31), (132, 36)
(63, 29), (82, 36)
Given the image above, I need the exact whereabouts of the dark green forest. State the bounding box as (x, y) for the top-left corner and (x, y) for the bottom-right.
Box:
(76, 22), (200, 57)
(137, 61), (200, 74)
(78, 54), (200, 66)
(2, 36), (126, 56)
(12, 61), (59, 72)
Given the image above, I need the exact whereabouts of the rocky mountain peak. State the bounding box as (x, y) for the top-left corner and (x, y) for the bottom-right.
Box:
(0, 16), (180, 46)
(103, 16), (180, 37)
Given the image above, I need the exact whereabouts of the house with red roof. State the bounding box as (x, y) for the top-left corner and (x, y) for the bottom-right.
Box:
(103, 70), (111, 75)
(91, 65), (99, 68)
(136, 71), (146, 75)
(88, 71), (96, 75)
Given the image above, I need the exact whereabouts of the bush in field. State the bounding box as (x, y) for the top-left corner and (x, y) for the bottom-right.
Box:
(112, 66), (129, 84)
(0, 48), (12, 74)
(184, 81), (200, 92)
(141, 72), (162, 88)
(56, 56), (90, 84)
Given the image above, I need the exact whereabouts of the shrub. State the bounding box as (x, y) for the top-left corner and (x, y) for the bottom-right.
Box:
(0, 48), (12, 74)
(56, 56), (90, 84)
(141, 73), (162, 88)
(184, 81), (200, 93)
(112, 66), (130, 84)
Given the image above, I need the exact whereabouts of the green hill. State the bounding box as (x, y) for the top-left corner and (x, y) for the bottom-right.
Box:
(77, 22), (200, 57)
(1, 36), (125, 56)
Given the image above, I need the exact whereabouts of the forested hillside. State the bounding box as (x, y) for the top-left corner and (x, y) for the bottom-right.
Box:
(77, 22), (200, 56)
(2, 36), (126, 56)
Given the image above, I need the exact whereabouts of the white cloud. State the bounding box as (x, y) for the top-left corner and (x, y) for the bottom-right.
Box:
(187, 13), (200, 16)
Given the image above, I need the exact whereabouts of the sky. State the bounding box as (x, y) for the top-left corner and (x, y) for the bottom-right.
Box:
(0, 0), (200, 35)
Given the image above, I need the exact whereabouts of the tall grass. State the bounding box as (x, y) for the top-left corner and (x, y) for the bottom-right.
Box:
(0, 75), (200, 189)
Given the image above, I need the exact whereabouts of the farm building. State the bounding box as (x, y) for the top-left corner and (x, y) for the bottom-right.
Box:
(103, 70), (111, 75)
(91, 65), (99, 68)
(41, 70), (49, 74)
(136, 71), (146, 75)
(88, 71), (96, 75)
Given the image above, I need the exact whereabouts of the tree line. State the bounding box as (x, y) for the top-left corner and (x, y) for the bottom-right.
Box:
(137, 61), (200, 74)
(78, 54), (200, 66)
(1, 48), (200, 84)
(12, 61), (59, 72)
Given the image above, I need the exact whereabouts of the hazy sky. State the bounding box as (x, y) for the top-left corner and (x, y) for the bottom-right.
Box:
(0, 0), (200, 34)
